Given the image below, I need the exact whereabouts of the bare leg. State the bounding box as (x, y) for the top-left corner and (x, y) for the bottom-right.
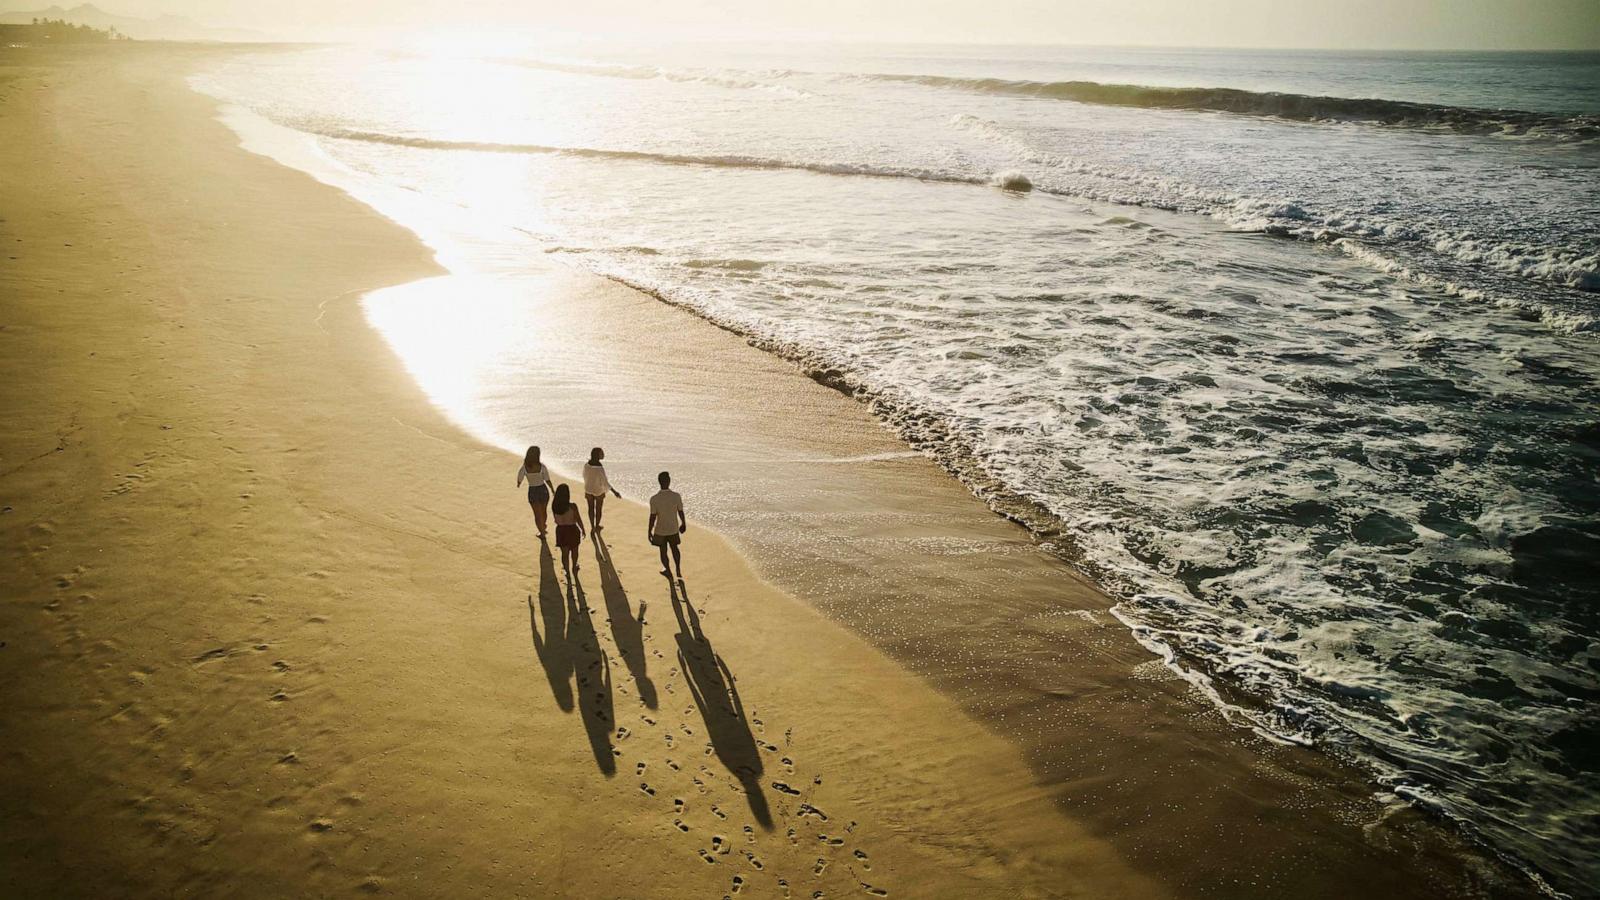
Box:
(586, 494), (598, 530)
(669, 542), (682, 579)
(659, 541), (672, 577)
(533, 500), (548, 537)
(562, 545), (573, 576)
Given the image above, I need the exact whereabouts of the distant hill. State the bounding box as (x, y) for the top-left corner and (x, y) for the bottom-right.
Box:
(0, 18), (124, 43)
(0, 3), (272, 41)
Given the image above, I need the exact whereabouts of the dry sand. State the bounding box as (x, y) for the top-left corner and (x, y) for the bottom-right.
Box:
(0, 44), (1532, 898)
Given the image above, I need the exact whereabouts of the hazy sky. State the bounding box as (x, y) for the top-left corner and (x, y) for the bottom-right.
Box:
(75, 0), (1600, 49)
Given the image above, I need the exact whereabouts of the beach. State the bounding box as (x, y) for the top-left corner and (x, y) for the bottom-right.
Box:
(0, 42), (1544, 898)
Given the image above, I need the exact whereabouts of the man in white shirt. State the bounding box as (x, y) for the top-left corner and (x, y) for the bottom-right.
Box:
(647, 471), (687, 580)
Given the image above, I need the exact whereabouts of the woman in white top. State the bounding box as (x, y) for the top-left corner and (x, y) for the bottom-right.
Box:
(583, 447), (623, 533)
(516, 445), (553, 539)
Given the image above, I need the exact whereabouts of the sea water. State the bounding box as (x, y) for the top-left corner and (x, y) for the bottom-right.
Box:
(193, 42), (1600, 894)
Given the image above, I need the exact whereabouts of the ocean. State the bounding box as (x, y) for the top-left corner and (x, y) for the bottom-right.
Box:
(192, 41), (1600, 894)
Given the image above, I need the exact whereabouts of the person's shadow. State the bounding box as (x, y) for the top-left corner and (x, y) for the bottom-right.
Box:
(568, 578), (616, 776)
(529, 543), (573, 712)
(595, 536), (657, 710)
(529, 543), (615, 776)
(670, 580), (772, 829)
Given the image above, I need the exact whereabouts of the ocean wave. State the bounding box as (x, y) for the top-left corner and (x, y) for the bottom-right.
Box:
(317, 115), (1600, 332)
(870, 73), (1600, 140)
(493, 56), (811, 98)
(290, 121), (1069, 197)
(950, 113), (1600, 328)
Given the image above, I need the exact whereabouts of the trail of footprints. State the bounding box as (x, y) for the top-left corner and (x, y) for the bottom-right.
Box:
(615, 631), (887, 898)
(633, 722), (882, 896)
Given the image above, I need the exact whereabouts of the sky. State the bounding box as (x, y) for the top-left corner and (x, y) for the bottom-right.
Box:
(45, 0), (1600, 49)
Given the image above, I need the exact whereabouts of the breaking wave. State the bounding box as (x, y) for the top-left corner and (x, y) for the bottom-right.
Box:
(866, 73), (1600, 140)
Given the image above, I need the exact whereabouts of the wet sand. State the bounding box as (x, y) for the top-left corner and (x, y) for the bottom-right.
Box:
(0, 43), (1532, 898)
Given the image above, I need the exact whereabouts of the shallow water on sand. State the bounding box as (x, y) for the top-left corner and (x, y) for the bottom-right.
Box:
(196, 43), (1600, 893)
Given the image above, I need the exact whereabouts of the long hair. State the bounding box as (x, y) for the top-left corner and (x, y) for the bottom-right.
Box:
(524, 445), (540, 470)
(589, 446), (604, 465)
(551, 483), (571, 515)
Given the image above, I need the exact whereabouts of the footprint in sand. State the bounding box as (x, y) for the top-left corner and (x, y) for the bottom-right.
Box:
(674, 819), (690, 833)
(309, 819), (335, 833)
(711, 835), (730, 855)
(771, 782), (801, 796)
(674, 798), (685, 813)
(798, 803), (828, 821)
(744, 851), (764, 870)
(640, 783), (656, 796)
(711, 804), (727, 819)
(192, 646), (233, 665)
(698, 849), (717, 865)
(731, 875), (745, 894)
(861, 885), (887, 896)
(813, 858), (828, 875)
(743, 825), (755, 843)
(636, 762), (647, 776)
(819, 835), (844, 847)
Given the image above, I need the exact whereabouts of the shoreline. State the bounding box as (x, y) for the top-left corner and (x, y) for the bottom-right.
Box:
(0, 41), (1544, 898)
(212, 43), (1545, 896)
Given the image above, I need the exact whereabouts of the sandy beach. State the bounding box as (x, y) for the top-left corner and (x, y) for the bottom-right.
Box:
(0, 43), (1539, 898)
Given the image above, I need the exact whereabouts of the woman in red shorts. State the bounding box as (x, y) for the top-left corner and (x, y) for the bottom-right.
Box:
(551, 483), (587, 578)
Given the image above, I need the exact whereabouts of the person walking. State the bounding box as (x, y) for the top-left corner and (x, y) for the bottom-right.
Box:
(583, 447), (622, 533)
(648, 471), (687, 579)
(551, 483), (587, 577)
(517, 445), (553, 539)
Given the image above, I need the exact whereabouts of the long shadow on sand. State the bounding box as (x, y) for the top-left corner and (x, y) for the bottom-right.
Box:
(595, 536), (658, 710)
(670, 579), (772, 829)
(530, 544), (615, 776)
(528, 543), (574, 712)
